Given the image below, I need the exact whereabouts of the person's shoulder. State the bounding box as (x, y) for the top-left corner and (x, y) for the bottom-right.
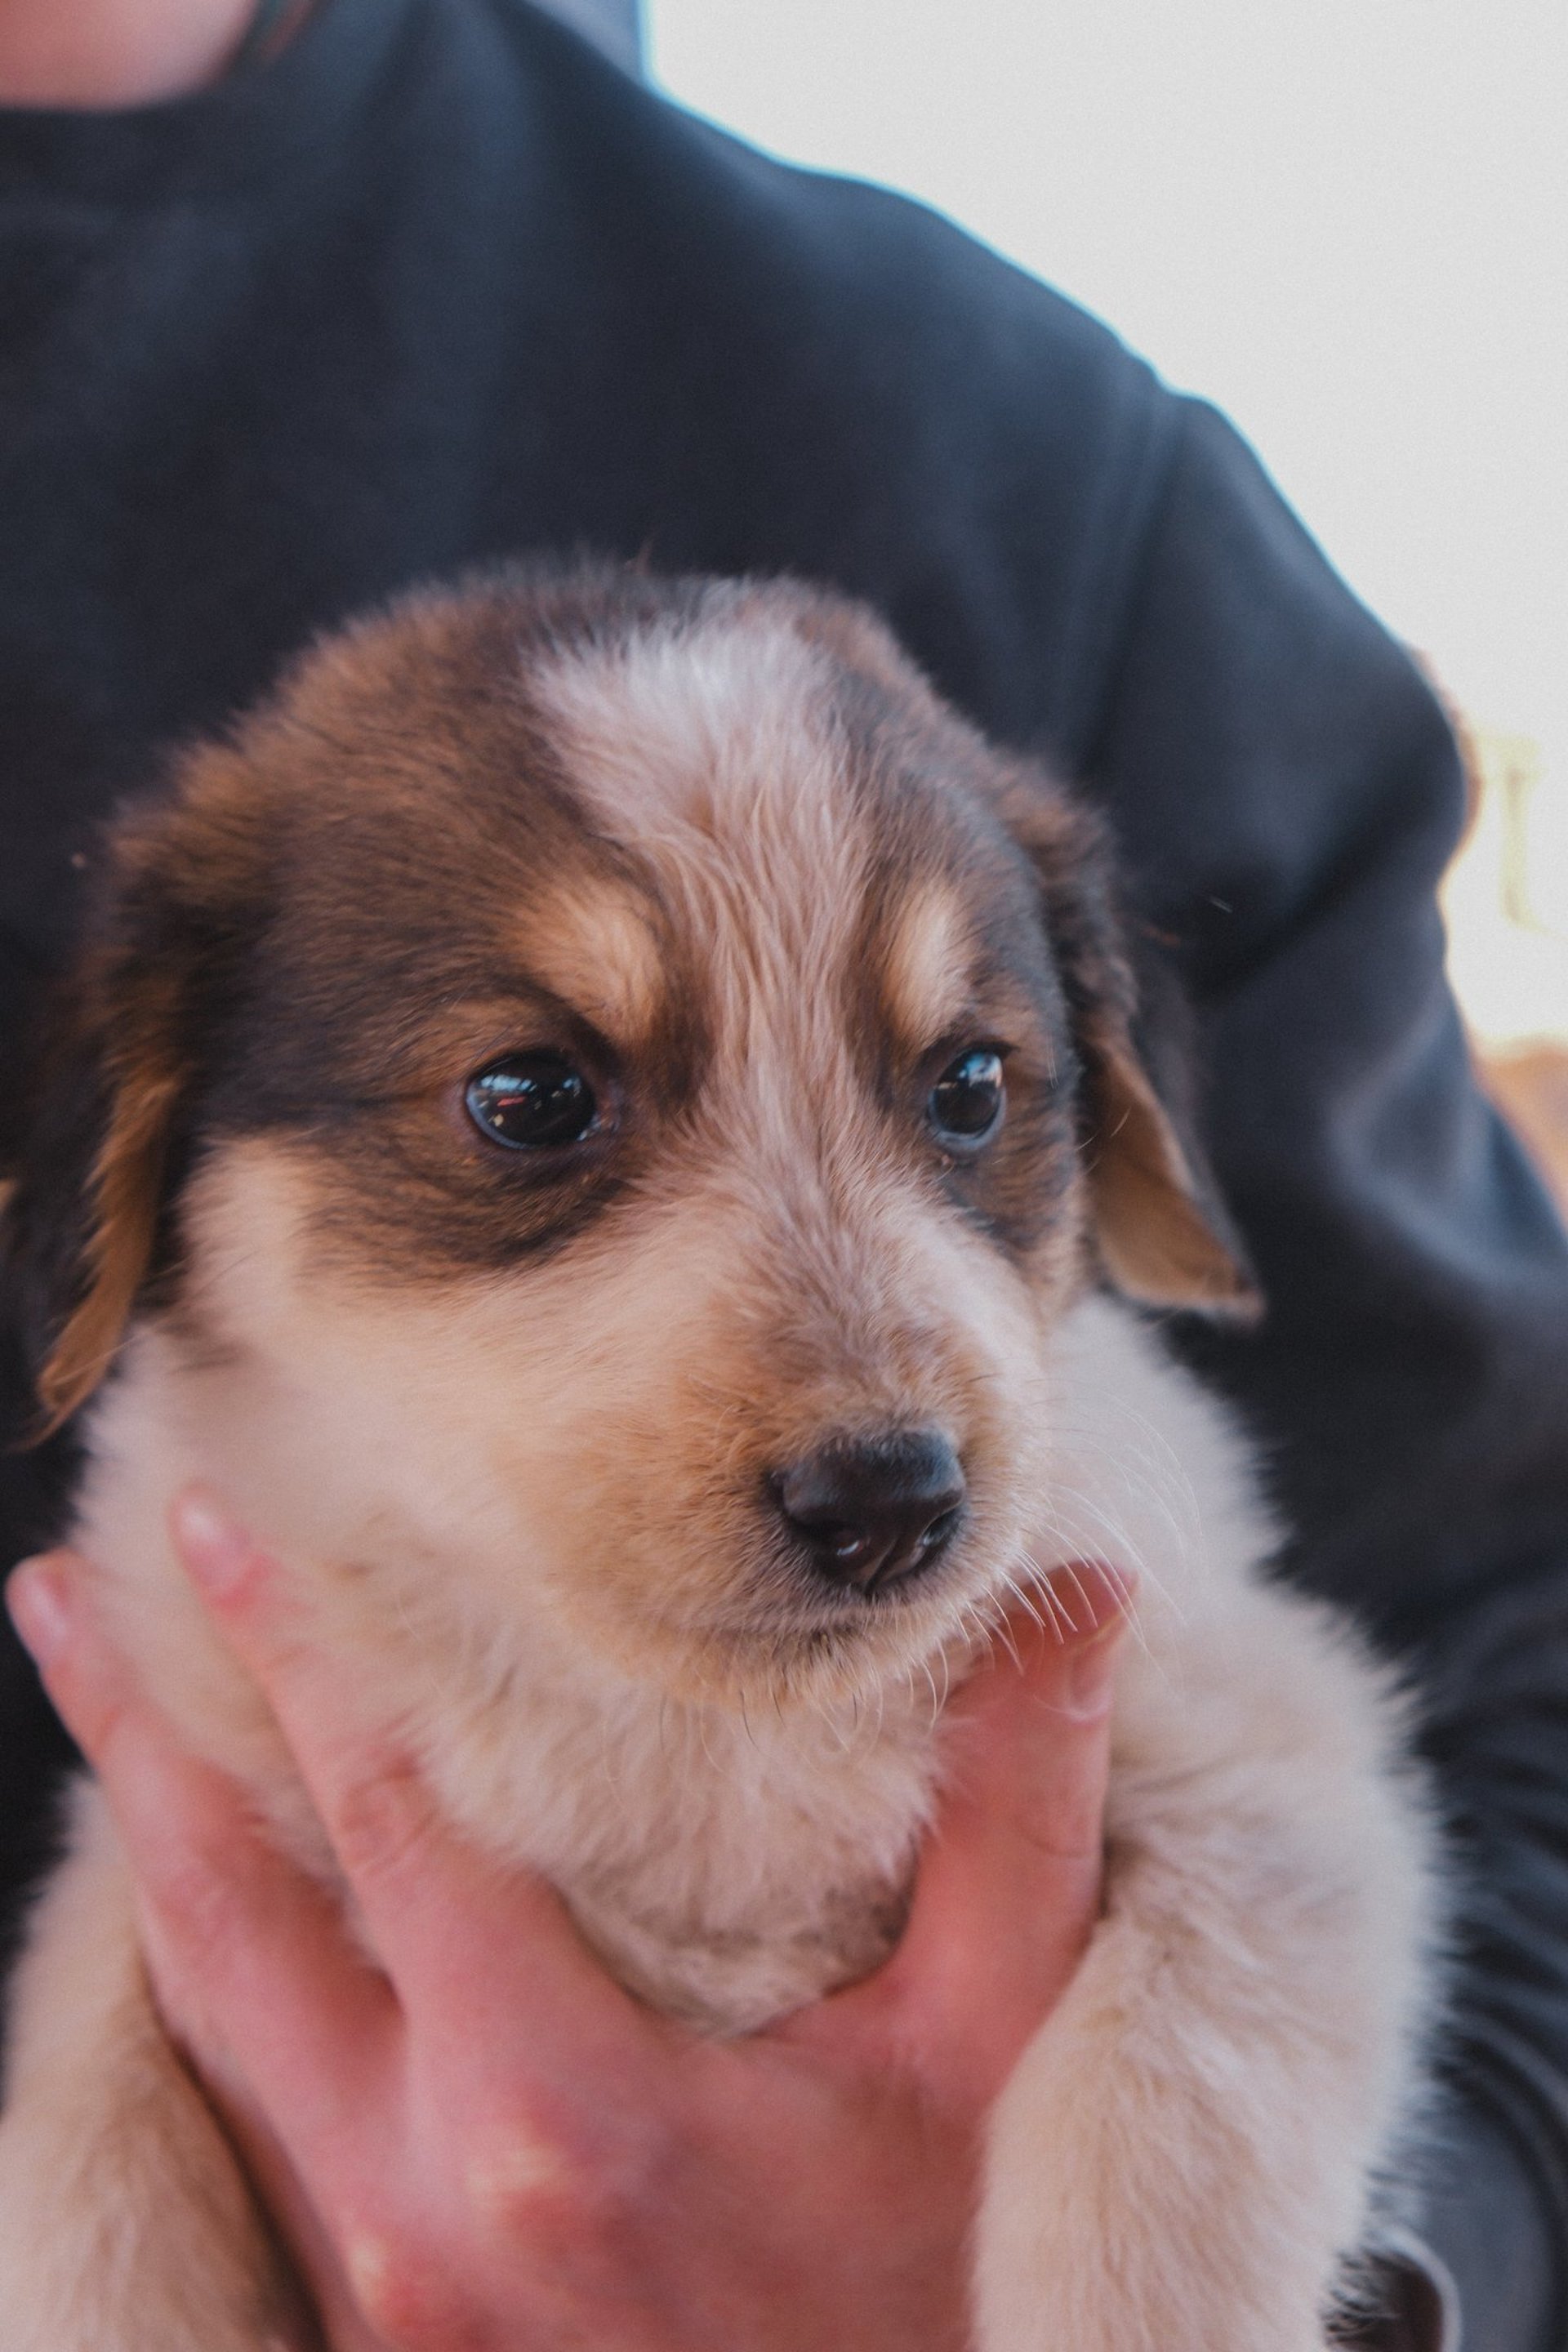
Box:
(488, 1), (1165, 427)
(352, 1), (1187, 754)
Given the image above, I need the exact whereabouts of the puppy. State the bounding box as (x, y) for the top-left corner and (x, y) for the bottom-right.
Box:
(0, 565), (1436, 2350)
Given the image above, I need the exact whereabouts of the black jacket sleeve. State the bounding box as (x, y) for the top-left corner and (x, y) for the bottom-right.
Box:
(1085, 394), (1568, 2350)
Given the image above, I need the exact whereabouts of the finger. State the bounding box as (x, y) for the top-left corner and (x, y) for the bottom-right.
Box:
(794, 1561), (1131, 2111)
(9, 1552), (395, 2148)
(168, 1490), (653, 2060)
(934, 1557), (1133, 1860)
(9, 1550), (127, 1757)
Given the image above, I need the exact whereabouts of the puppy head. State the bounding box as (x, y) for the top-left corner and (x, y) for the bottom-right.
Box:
(5, 567), (1255, 1705)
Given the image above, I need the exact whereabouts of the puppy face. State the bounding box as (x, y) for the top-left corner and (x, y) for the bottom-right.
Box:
(6, 569), (1253, 1708)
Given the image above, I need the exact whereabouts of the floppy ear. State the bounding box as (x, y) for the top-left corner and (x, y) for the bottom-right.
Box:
(3, 758), (268, 1436)
(1000, 777), (1261, 1320)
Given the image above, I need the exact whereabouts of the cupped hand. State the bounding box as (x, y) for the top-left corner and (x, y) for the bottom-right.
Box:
(8, 1508), (1129, 2352)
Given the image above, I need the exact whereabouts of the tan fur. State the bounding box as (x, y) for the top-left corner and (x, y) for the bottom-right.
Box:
(524, 880), (666, 1045)
(1089, 1046), (1259, 1313)
(0, 568), (1437, 2350)
(38, 1026), (184, 1431)
(880, 880), (978, 1051)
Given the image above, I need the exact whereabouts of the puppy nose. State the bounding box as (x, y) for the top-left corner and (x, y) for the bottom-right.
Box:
(774, 1430), (966, 1592)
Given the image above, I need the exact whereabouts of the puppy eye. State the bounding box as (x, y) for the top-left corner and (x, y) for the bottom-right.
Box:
(929, 1047), (1005, 1145)
(466, 1053), (600, 1150)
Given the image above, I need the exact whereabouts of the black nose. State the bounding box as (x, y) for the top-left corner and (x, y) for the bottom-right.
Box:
(774, 1430), (966, 1593)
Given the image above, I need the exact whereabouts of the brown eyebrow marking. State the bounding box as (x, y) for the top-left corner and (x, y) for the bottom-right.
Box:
(523, 882), (666, 1045)
(879, 880), (978, 1050)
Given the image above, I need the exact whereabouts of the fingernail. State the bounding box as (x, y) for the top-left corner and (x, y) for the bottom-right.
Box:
(171, 1490), (253, 1597)
(1067, 1619), (1123, 1713)
(8, 1560), (74, 1666)
(1038, 1559), (1134, 1713)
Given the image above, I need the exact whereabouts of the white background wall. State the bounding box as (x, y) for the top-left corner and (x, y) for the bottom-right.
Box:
(646, 0), (1568, 1036)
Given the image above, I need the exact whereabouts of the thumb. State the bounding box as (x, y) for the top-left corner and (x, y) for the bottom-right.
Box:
(796, 1560), (1132, 2114)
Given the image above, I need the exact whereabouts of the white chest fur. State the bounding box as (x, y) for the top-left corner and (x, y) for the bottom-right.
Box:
(72, 1293), (1276, 2032)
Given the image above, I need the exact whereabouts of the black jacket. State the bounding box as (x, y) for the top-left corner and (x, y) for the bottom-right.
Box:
(2, 5), (1566, 2340)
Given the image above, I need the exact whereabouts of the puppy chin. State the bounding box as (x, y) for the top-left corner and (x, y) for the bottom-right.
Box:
(607, 1542), (1017, 1715)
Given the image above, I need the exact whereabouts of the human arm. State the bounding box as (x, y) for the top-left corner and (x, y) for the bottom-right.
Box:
(1079, 392), (1568, 2352)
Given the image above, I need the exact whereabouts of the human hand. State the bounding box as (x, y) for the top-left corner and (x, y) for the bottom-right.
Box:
(8, 1507), (1129, 2352)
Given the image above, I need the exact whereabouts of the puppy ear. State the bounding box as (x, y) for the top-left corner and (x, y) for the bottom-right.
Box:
(4, 757), (266, 1434)
(19, 973), (188, 1435)
(1001, 778), (1261, 1321)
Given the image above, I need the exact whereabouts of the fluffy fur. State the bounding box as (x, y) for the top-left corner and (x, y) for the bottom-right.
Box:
(0, 566), (1437, 2350)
